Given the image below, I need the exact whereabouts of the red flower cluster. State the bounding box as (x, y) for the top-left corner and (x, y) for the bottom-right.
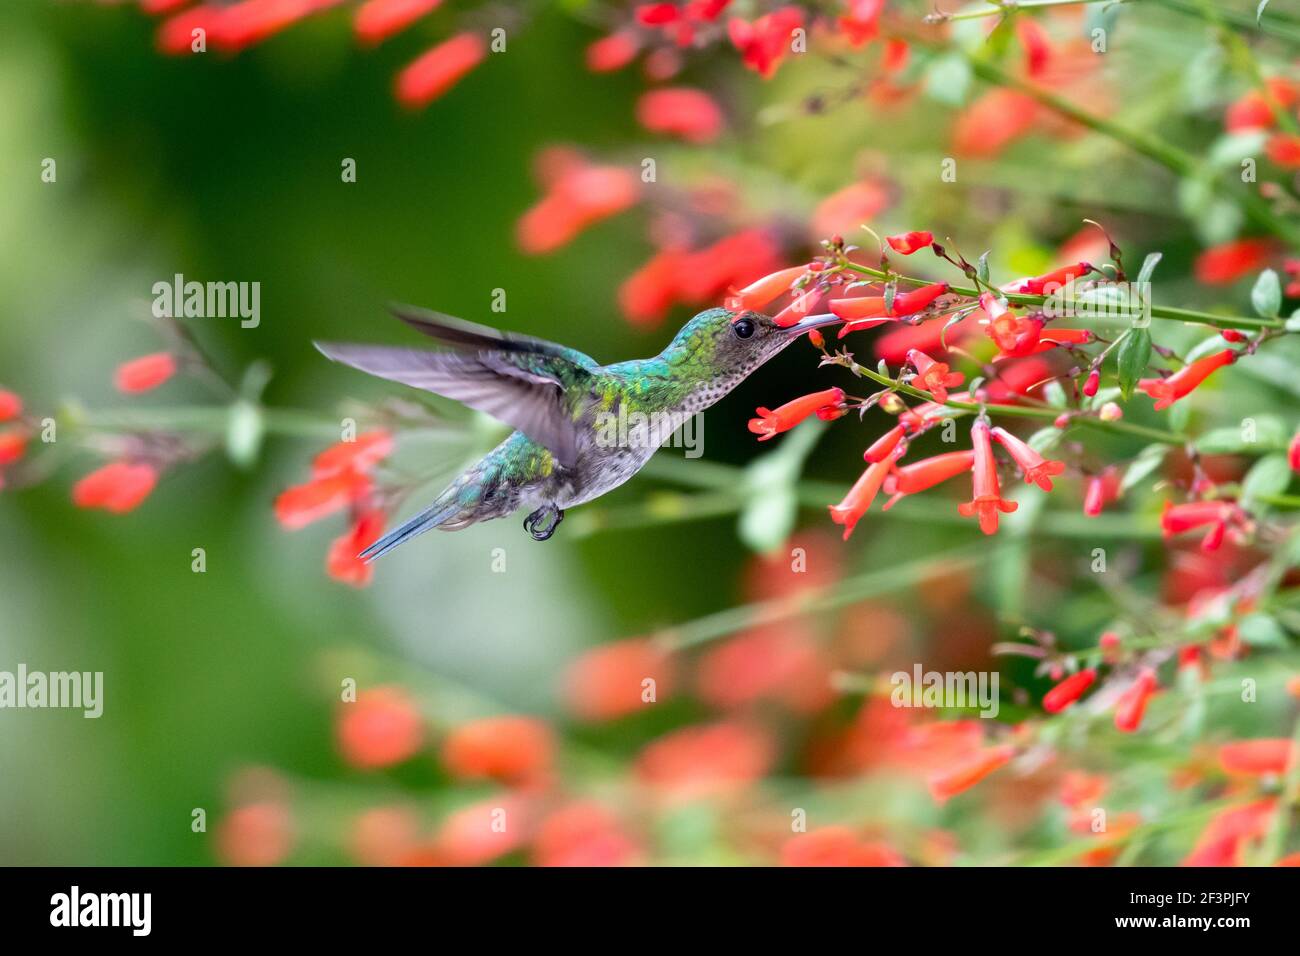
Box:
(517, 148), (641, 255)
(275, 429), (393, 586)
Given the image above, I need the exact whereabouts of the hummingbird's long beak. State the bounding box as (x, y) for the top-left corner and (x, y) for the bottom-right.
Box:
(782, 312), (843, 335)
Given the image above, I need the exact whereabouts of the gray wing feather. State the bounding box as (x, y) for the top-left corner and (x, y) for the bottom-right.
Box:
(389, 304), (600, 369)
(314, 342), (583, 467)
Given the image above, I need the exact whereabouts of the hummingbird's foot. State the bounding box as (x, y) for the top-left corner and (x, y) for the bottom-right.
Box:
(523, 505), (564, 541)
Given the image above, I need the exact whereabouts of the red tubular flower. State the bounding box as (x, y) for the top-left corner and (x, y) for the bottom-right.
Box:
(772, 287), (825, 328)
(114, 352), (178, 394)
(829, 296), (887, 321)
(863, 424), (905, 463)
(1223, 78), (1298, 130)
(1138, 350), (1235, 411)
(1015, 16), (1051, 76)
(906, 349), (963, 404)
(0, 389), (21, 422)
(140, 0), (194, 13)
(1037, 328), (1093, 348)
(1014, 261), (1092, 295)
(1042, 668), (1097, 714)
(828, 448), (901, 540)
(518, 156), (639, 254)
(157, 6), (223, 56)
(635, 2), (680, 25)
(312, 429), (394, 478)
(810, 179), (889, 239)
(1289, 431), (1300, 473)
(1194, 239), (1274, 285)
(72, 461), (159, 513)
(725, 265), (806, 312)
(1219, 739), (1296, 776)
(533, 801), (641, 867)
(586, 32), (639, 73)
(1267, 134), (1300, 169)
(881, 450), (974, 510)
(727, 7), (803, 78)
(275, 469), (372, 530)
(1161, 499), (1241, 552)
(354, 0), (441, 45)
(395, 33), (486, 109)
(636, 88), (724, 143)
(337, 686), (423, 769)
(957, 422), (1018, 535)
(890, 282), (949, 317)
(748, 388), (845, 441)
(1183, 799), (1275, 866)
(618, 247), (688, 326)
(1082, 369), (1100, 397)
(0, 428), (28, 467)
(326, 509), (385, 586)
(885, 231), (933, 255)
(442, 715), (555, 786)
(1114, 668), (1157, 733)
(989, 426), (1065, 491)
(953, 88), (1040, 158)
(927, 744), (1015, 803)
(838, 0), (884, 46)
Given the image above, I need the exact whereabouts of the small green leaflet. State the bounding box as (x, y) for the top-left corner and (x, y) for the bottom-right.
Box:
(1257, 0), (1272, 25)
(1120, 444), (1168, 495)
(1240, 453), (1291, 509)
(1116, 327), (1151, 400)
(1135, 251), (1162, 285)
(1250, 269), (1281, 319)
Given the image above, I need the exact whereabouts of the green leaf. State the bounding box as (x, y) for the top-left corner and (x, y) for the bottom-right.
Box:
(1027, 427), (1063, 454)
(923, 53), (972, 107)
(1195, 417), (1287, 453)
(1135, 251), (1162, 285)
(225, 401), (265, 470)
(1251, 269), (1281, 318)
(1042, 379), (1068, 408)
(1238, 612), (1287, 648)
(1240, 453), (1292, 509)
(1285, 308), (1300, 333)
(976, 250), (991, 286)
(1257, 0), (1272, 24)
(1120, 444), (1168, 495)
(1116, 327), (1151, 400)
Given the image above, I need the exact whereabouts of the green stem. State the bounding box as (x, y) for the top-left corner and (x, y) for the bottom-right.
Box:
(930, 0), (1128, 23)
(844, 258), (1284, 332)
(836, 350), (1189, 444)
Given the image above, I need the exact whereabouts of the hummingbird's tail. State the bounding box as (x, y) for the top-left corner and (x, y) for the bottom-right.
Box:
(360, 479), (479, 563)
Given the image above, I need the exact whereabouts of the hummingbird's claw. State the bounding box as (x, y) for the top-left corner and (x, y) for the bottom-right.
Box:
(524, 505), (564, 541)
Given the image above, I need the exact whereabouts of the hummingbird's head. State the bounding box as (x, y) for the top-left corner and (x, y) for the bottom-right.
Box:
(663, 307), (841, 379)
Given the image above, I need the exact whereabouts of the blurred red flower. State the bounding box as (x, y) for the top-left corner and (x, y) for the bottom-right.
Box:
(781, 827), (906, 867)
(441, 715), (555, 786)
(636, 720), (774, 801)
(349, 805), (421, 866)
(395, 33), (486, 109)
(562, 637), (675, 721)
(325, 509), (385, 587)
(72, 461), (159, 513)
(354, 0), (441, 46)
(114, 352), (178, 394)
(1194, 238), (1274, 285)
(636, 88), (725, 143)
(274, 469), (372, 530)
(532, 802), (641, 867)
(215, 801), (294, 867)
(0, 388), (24, 421)
(336, 686), (424, 769)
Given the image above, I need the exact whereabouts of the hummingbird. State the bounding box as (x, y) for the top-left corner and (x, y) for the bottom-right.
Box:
(315, 304), (840, 560)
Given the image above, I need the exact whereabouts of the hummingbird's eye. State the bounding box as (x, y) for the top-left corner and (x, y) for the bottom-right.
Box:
(732, 317), (756, 339)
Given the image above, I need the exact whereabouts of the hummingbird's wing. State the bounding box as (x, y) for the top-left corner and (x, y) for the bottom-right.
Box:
(313, 342), (589, 468)
(389, 304), (601, 370)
